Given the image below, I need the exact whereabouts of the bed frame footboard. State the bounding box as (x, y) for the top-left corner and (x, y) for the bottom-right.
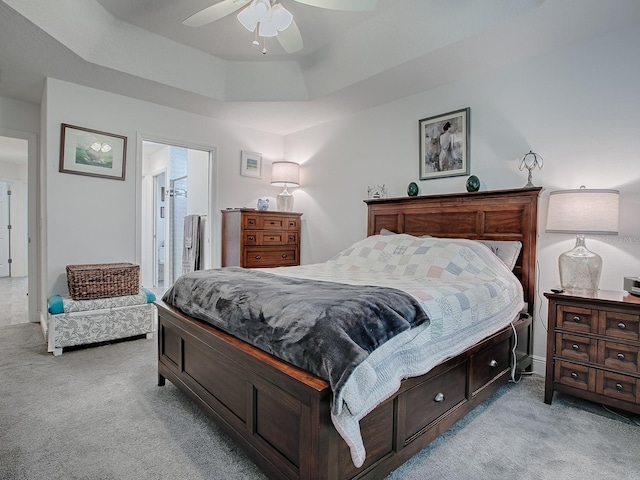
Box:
(157, 301), (531, 480)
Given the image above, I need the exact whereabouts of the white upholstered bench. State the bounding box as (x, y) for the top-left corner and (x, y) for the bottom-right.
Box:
(47, 289), (157, 356)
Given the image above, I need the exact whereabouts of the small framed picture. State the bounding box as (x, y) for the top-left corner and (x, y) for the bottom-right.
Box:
(240, 151), (262, 179)
(419, 108), (470, 180)
(59, 123), (127, 180)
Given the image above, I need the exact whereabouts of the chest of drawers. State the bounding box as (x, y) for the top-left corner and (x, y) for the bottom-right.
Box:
(544, 290), (640, 414)
(221, 209), (302, 268)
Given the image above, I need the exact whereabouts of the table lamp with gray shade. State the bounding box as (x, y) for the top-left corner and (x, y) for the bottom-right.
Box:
(271, 161), (300, 212)
(545, 187), (619, 292)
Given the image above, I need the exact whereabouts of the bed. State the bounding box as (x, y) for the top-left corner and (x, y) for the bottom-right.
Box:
(156, 187), (541, 480)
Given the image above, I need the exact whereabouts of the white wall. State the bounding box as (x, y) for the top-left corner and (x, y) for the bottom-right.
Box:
(43, 78), (284, 296)
(285, 24), (640, 373)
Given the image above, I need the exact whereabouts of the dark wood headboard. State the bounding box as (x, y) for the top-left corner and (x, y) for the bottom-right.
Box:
(364, 187), (542, 315)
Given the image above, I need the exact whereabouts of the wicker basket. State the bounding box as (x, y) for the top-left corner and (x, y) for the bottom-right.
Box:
(66, 263), (140, 300)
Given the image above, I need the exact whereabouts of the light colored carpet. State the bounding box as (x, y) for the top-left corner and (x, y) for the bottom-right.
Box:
(0, 276), (28, 327)
(1, 323), (639, 480)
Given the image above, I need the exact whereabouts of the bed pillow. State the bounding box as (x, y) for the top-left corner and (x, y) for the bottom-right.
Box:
(380, 228), (397, 235)
(476, 240), (522, 270)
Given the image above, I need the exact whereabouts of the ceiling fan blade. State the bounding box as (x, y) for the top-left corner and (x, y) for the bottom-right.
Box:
(293, 0), (377, 11)
(277, 18), (303, 53)
(183, 0), (251, 27)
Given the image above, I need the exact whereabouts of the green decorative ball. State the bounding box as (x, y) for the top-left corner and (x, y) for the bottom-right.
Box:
(407, 182), (419, 196)
(466, 175), (480, 192)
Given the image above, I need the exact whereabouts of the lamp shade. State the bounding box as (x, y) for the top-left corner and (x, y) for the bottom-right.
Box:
(546, 188), (619, 235)
(271, 161), (300, 187)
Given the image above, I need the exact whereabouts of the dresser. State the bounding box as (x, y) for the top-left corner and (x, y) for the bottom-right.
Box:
(221, 209), (302, 268)
(544, 290), (640, 414)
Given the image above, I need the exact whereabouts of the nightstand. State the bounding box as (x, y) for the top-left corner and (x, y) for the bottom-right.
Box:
(544, 290), (640, 414)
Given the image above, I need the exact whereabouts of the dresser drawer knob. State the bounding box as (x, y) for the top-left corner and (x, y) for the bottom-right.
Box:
(615, 383), (624, 391)
(572, 344), (580, 351)
(281, 254), (288, 258)
(573, 316), (581, 323)
(269, 237), (275, 240)
(617, 322), (626, 330)
(570, 372), (578, 379)
(248, 236), (254, 241)
(489, 359), (498, 368)
(617, 353), (625, 360)
(270, 221), (276, 225)
(434, 392), (445, 403)
(255, 255), (261, 260)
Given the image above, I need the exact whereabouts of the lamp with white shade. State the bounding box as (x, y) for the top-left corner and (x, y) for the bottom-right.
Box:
(546, 186), (619, 293)
(271, 161), (300, 212)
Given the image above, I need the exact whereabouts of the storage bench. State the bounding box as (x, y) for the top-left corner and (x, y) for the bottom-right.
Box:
(47, 288), (157, 356)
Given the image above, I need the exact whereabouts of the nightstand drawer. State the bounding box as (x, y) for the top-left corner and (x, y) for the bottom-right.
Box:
(244, 248), (298, 267)
(596, 370), (640, 403)
(555, 333), (596, 363)
(600, 311), (640, 342)
(598, 341), (639, 373)
(554, 360), (596, 392)
(557, 305), (597, 334)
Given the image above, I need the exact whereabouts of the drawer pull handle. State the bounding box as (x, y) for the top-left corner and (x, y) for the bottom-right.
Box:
(248, 236), (254, 240)
(255, 255), (261, 260)
(573, 316), (581, 323)
(434, 392), (445, 403)
(617, 353), (625, 360)
(616, 383), (623, 391)
(281, 254), (288, 258)
(489, 359), (498, 368)
(572, 344), (580, 351)
(269, 237), (275, 240)
(249, 220), (255, 225)
(570, 372), (578, 379)
(270, 221), (276, 225)
(617, 322), (626, 330)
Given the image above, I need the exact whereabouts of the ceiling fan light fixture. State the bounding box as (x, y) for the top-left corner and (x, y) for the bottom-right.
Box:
(258, 20), (279, 37)
(237, 5), (258, 31)
(271, 4), (293, 31)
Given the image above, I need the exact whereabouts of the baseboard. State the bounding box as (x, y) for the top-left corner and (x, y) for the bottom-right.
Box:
(531, 354), (545, 376)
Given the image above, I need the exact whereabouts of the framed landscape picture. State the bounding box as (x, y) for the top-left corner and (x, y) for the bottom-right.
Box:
(419, 108), (470, 180)
(240, 151), (262, 179)
(59, 124), (127, 180)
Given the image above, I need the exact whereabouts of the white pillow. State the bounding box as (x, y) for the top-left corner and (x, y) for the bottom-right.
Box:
(476, 240), (522, 271)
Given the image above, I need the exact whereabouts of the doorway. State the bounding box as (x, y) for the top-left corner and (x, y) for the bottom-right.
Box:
(140, 140), (216, 296)
(0, 133), (33, 326)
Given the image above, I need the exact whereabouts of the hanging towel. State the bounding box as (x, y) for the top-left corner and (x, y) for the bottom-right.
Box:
(182, 215), (201, 275)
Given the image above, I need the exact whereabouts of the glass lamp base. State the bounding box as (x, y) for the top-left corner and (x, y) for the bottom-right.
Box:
(277, 190), (294, 212)
(558, 235), (602, 293)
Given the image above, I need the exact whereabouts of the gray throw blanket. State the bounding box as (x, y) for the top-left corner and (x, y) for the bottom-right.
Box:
(162, 267), (429, 411)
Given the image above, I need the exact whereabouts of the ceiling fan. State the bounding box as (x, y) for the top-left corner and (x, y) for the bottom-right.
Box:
(183, 0), (378, 54)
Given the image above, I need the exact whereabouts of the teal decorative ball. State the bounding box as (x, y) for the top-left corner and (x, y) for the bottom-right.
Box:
(466, 175), (480, 192)
(407, 182), (419, 196)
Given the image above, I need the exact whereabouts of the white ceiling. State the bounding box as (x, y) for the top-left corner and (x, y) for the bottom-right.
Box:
(0, 0), (639, 137)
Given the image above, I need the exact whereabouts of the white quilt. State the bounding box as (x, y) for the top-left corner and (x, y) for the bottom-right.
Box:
(265, 234), (524, 468)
